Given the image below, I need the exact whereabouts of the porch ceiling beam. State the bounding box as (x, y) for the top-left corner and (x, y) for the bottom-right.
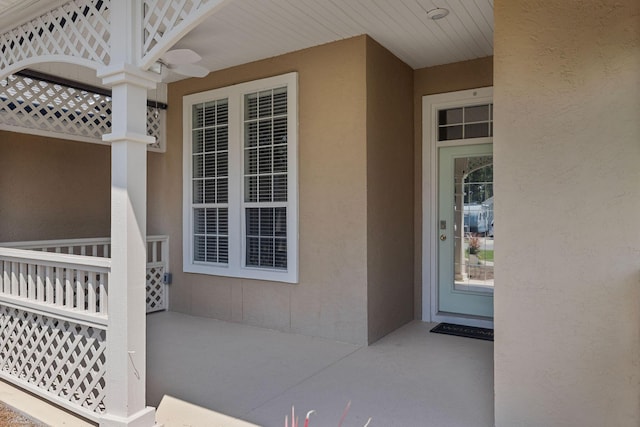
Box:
(15, 68), (168, 110)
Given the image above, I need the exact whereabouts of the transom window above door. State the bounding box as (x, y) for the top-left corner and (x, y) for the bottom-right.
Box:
(438, 103), (493, 142)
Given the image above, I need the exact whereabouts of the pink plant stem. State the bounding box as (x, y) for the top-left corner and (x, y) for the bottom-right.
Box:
(338, 401), (351, 427)
(304, 410), (315, 427)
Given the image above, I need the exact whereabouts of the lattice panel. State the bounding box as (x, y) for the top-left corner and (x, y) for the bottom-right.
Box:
(142, 0), (210, 56)
(0, 304), (106, 414)
(0, 74), (165, 151)
(147, 107), (165, 151)
(146, 266), (166, 313)
(0, 0), (111, 72)
(0, 73), (112, 138)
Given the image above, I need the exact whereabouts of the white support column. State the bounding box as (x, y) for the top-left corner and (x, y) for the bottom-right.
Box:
(98, 63), (158, 427)
(98, 1), (158, 423)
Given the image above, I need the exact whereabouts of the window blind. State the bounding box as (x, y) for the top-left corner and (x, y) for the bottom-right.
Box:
(244, 88), (288, 269)
(192, 99), (229, 264)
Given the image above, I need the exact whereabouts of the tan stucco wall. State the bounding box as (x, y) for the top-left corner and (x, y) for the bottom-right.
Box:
(412, 57), (494, 318)
(153, 36), (370, 344)
(365, 38), (414, 342)
(0, 131), (110, 242)
(494, 1), (640, 426)
(0, 36), (486, 346)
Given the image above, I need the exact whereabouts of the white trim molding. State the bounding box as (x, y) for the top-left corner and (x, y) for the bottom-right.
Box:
(183, 72), (299, 284)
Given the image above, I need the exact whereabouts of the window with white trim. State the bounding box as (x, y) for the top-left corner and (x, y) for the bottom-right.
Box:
(437, 103), (493, 142)
(183, 73), (298, 283)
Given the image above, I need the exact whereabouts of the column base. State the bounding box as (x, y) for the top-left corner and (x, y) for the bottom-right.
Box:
(100, 407), (156, 427)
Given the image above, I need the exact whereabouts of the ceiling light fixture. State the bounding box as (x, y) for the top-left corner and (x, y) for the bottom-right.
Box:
(426, 7), (449, 20)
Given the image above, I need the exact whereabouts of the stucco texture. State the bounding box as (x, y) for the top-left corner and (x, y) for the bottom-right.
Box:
(494, 1), (640, 426)
(0, 36), (491, 348)
(152, 35), (417, 345)
(0, 131), (110, 242)
(365, 38), (415, 343)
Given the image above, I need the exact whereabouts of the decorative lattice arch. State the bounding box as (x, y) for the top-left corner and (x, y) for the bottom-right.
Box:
(141, 0), (227, 67)
(0, 0), (231, 151)
(0, 0), (111, 79)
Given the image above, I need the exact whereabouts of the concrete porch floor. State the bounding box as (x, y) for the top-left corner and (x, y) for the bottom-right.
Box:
(147, 312), (494, 427)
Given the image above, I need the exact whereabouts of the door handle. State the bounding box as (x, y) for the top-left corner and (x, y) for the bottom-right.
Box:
(440, 234), (447, 241)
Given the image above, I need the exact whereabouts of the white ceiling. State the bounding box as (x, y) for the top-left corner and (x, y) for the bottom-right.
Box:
(2, 0), (493, 87)
(0, 0), (25, 12)
(0, 0), (67, 31)
(174, 0), (493, 77)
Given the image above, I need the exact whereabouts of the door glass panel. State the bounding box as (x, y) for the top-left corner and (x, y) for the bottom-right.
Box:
(453, 156), (494, 293)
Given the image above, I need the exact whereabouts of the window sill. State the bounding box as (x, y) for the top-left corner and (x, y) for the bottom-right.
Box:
(183, 262), (298, 284)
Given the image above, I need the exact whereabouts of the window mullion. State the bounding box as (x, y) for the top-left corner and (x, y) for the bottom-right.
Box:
(227, 94), (242, 272)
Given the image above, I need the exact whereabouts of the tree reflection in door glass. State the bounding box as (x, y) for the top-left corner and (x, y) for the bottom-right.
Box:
(453, 156), (494, 293)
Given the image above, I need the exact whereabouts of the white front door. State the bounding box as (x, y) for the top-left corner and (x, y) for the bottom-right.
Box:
(422, 87), (494, 327)
(438, 144), (493, 318)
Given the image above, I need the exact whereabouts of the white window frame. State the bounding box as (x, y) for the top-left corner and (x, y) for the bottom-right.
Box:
(183, 72), (298, 283)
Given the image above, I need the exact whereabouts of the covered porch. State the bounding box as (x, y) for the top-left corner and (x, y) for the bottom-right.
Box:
(145, 312), (493, 426)
(0, 310), (493, 426)
(1, 0), (638, 426)
(0, 1), (491, 423)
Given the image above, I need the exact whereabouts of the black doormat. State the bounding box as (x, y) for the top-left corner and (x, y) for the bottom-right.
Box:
(430, 323), (494, 341)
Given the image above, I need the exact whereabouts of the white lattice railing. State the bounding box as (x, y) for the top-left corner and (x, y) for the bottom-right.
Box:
(2, 235), (170, 313)
(145, 235), (170, 313)
(0, 247), (109, 419)
(0, 235), (169, 421)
